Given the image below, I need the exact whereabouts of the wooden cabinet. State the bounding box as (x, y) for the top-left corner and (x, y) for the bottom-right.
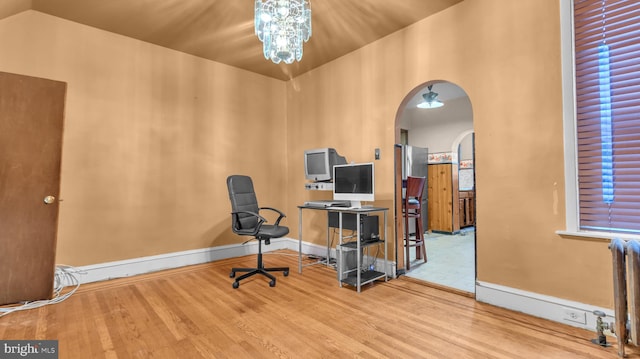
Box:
(459, 190), (475, 228)
(427, 164), (460, 234)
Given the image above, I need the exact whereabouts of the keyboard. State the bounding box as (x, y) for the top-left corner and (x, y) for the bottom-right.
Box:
(304, 200), (351, 208)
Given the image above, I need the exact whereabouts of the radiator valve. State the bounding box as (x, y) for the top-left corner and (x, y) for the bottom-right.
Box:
(591, 310), (611, 347)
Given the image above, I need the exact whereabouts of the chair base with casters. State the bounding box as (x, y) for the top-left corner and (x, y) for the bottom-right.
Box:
(229, 239), (289, 288)
(226, 175), (290, 289)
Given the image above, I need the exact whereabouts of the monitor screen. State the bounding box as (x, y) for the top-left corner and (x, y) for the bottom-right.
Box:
(304, 148), (347, 182)
(333, 162), (375, 207)
(306, 152), (327, 176)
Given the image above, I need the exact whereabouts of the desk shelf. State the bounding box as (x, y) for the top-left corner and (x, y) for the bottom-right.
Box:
(337, 237), (386, 291)
(339, 239), (383, 249)
(341, 270), (386, 287)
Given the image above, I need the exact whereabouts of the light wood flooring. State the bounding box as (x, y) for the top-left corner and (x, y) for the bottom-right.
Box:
(1, 250), (637, 358)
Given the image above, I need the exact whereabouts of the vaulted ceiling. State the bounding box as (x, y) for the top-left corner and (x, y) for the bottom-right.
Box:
(0, 0), (463, 80)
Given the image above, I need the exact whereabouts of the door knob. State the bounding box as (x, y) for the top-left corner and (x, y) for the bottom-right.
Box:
(43, 195), (56, 204)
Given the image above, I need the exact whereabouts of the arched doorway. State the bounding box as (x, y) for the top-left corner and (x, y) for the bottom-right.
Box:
(394, 80), (476, 295)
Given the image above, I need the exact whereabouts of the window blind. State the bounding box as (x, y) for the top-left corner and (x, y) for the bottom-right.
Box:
(573, 0), (640, 234)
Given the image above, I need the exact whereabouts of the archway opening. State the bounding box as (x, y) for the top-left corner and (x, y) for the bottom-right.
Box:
(393, 80), (476, 295)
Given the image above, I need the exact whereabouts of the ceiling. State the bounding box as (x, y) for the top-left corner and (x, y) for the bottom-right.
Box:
(0, 0), (463, 81)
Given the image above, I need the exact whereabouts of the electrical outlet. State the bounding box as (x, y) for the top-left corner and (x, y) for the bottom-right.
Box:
(562, 308), (587, 324)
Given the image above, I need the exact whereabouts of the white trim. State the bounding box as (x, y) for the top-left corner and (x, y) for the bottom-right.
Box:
(560, 0), (580, 232)
(476, 281), (613, 332)
(557, 230), (640, 242)
(75, 237), (292, 284)
(451, 129), (474, 155)
(73, 237), (396, 284)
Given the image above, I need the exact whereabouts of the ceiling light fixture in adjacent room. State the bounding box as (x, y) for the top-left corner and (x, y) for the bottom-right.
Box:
(254, 0), (312, 64)
(417, 85), (444, 109)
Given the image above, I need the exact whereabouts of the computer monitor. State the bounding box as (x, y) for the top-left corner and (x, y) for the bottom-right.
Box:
(304, 148), (347, 182)
(333, 162), (375, 208)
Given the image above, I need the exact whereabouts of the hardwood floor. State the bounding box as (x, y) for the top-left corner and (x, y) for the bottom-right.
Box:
(1, 250), (637, 358)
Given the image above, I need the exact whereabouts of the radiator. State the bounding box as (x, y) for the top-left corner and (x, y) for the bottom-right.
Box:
(610, 238), (640, 357)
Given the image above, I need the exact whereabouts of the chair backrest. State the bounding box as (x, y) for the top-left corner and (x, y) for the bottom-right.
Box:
(405, 176), (426, 202)
(227, 175), (260, 232)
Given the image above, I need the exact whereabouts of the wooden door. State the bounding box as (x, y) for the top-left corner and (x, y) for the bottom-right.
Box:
(0, 72), (66, 305)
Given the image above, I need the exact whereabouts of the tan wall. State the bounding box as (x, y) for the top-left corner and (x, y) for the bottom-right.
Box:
(0, 2), (615, 309)
(286, 0), (613, 308)
(0, 11), (287, 266)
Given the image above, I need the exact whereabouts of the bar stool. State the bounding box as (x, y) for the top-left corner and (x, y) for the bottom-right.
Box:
(403, 176), (427, 270)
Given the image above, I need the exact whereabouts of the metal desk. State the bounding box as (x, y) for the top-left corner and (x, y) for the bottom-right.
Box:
(298, 205), (388, 292)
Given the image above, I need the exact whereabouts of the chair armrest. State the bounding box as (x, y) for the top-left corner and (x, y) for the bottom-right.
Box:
(259, 207), (287, 226)
(231, 210), (266, 236)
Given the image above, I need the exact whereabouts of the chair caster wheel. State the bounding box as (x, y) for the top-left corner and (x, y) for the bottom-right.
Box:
(269, 280), (276, 287)
(283, 270), (289, 277)
(232, 281), (239, 289)
(229, 271), (235, 278)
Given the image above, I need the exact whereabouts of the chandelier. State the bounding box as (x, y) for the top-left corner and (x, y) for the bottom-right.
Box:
(254, 0), (312, 64)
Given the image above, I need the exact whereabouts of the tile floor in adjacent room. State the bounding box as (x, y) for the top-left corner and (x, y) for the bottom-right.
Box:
(404, 228), (476, 293)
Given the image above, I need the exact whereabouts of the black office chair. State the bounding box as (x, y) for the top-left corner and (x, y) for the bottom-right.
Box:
(226, 175), (289, 288)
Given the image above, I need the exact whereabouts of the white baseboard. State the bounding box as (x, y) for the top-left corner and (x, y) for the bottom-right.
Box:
(74, 237), (292, 284)
(72, 237), (396, 284)
(476, 281), (614, 333)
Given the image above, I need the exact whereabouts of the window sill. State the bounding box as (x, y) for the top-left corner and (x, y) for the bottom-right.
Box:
(556, 230), (640, 242)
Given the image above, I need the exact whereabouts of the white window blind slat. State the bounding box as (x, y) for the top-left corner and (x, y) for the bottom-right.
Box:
(574, 0), (640, 234)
